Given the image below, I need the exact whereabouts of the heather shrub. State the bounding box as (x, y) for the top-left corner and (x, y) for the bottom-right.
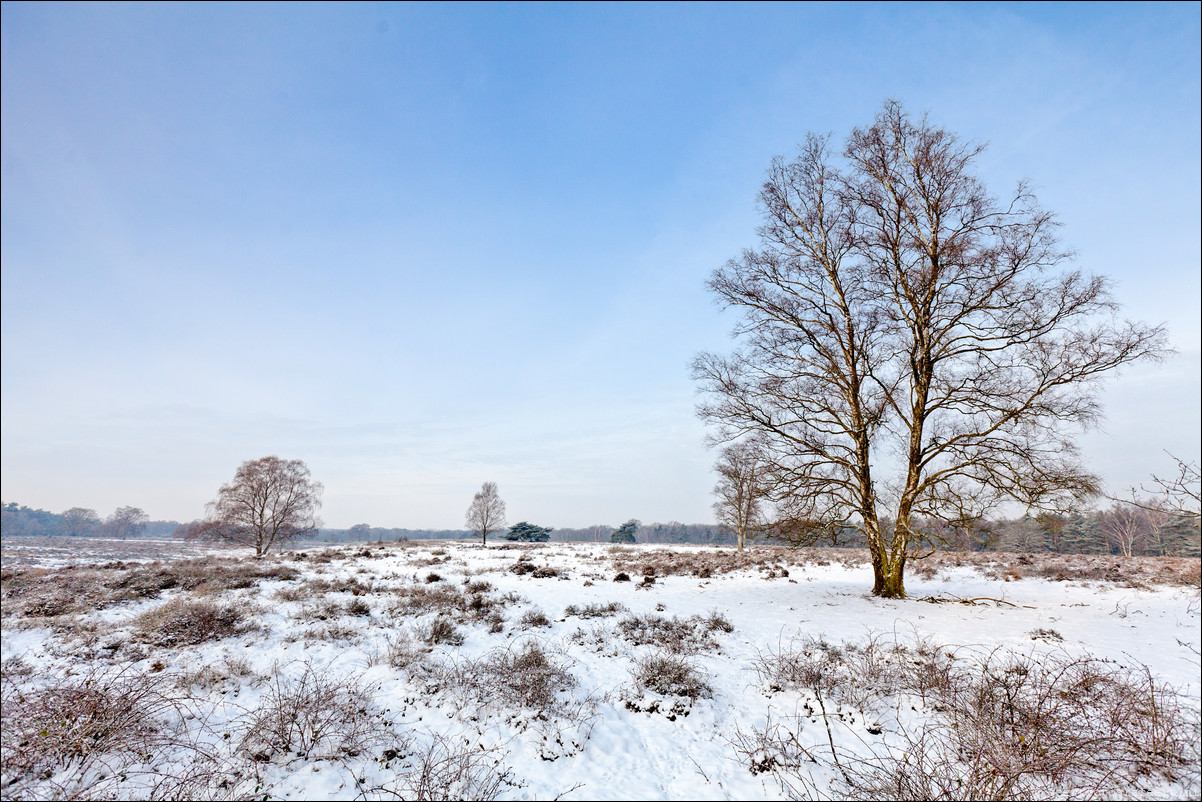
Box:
(520, 608), (552, 628)
(744, 637), (1200, 802)
(422, 615), (465, 646)
(133, 597), (251, 647)
(631, 653), (712, 701)
(616, 612), (733, 654)
(563, 601), (626, 619)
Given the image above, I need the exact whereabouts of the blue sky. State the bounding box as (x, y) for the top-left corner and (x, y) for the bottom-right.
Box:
(2, 2), (1199, 529)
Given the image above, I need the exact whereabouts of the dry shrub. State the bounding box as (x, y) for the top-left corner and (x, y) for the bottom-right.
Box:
(297, 598), (352, 621)
(346, 597), (372, 617)
(519, 608), (552, 628)
(911, 550), (1202, 589)
(422, 616), (465, 646)
(442, 640), (577, 712)
(384, 631), (437, 678)
(176, 655), (259, 691)
(131, 557), (298, 595)
(390, 582), (507, 632)
(0, 664), (197, 800)
(630, 653), (712, 701)
(746, 637), (1200, 801)
(432, 640), (597, 750)
(298, 621), (364, 644)
(1, 567), (115, 619)
(616, 612), (733, 654)
(607, 545), (815, 579)
(238, 662), (392, 762)
(133, 597), (253, 647)
(751, 634), (949, 711)
(360, 735), (515, 801)
(840, 651), (1200, 800)
(563, 601), (626, 619)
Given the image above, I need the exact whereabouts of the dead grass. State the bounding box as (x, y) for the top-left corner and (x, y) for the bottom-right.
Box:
(563, 601), (626, 619)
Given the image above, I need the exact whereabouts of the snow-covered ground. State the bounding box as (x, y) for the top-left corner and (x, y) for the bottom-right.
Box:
(2, 540), (1199, 800)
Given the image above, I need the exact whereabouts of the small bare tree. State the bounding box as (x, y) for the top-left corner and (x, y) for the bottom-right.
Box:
(465, 481), (506, 545)
(196, 456), (323, 557)
(694, 101), (1167, 597)
(104, 506), (149, 540)
(712, 440), (769, 551)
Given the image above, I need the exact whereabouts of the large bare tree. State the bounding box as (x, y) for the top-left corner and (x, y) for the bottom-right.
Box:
(694, 101), (1166, 598)
(465, 481), (506, 545)
(196, 456), (323, 557)
(712, 440), (769, 551)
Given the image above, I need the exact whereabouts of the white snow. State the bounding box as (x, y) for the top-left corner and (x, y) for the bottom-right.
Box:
(2, 540), (1198, 800)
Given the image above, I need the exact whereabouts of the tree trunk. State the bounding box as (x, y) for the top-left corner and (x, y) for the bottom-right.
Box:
(872, 555), (906, 598)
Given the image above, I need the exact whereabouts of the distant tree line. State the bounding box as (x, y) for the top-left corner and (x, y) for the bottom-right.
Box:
(1, 502), (178, 539)
(5, 500), (1195, 558)
(768, 509), (1199, 559)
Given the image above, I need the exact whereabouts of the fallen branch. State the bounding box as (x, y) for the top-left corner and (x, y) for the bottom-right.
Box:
(915, 594), (1033, 609)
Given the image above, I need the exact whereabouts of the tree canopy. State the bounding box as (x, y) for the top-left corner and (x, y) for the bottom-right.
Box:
(694, 101), (1166, 598)
(502, 521), (552, 542)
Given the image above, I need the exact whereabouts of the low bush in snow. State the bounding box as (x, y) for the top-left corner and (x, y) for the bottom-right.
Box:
(133, 597), (253, 647)
(239, 662), (393, 762)
(746, 637), (1201, 801)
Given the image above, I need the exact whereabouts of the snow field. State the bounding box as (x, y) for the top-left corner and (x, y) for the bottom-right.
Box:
(2, 540), (1198, 800)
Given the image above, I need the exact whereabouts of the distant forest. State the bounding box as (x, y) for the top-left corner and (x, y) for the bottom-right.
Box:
(3, 501), (1197, 557)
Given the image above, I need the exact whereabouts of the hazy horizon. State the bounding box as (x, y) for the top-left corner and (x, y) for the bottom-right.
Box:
(3, 3), (1199, 529)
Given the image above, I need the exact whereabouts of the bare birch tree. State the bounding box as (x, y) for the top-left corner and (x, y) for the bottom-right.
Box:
(1100, 503), (1150, 558)
(197, 456), (323, 557)
(712, 440), (769, 551)
(694, 101), (1167, 598)
(465, 482), (506, 545)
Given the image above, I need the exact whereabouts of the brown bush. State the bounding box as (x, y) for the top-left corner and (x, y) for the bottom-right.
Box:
(0, 664), (196, 800)
(631, 653), (712, 701)
(133, 597), (252, 647)
(745, 636), (1200, 801)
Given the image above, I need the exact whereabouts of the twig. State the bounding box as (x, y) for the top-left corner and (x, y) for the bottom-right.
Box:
(812, 689), (852, 788)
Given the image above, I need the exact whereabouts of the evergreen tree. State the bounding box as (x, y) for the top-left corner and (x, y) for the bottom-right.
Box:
(502, 521), (552, 542)
(610, 519), (638, 543)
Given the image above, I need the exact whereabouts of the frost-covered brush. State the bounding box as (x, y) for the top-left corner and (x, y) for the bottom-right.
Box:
(0, 663), (202, 800)
(237, 661), (393, 763)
